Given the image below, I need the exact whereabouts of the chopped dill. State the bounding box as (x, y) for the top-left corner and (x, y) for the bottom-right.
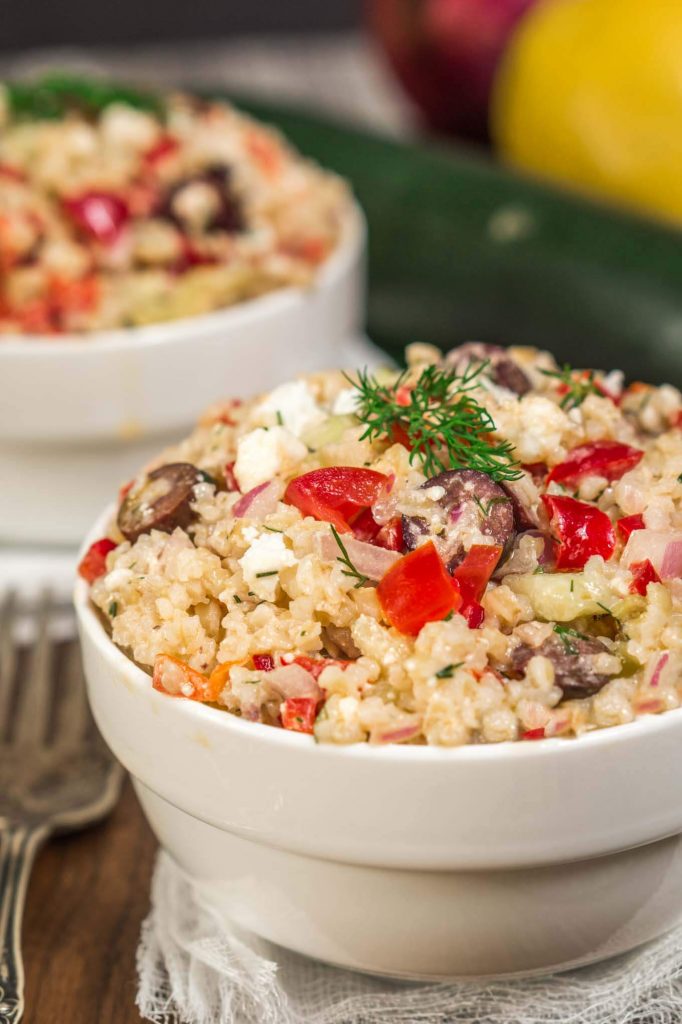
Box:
(330, 525), (368, 588)
(108, 600), (118, 618)
(255, 570), (278, 578)
(540, 363), (601, 410)
(263, 526), (283, 533)
(596, 601), (613, 616)
(275, 410), (284, 426)
(473, 494), (511, 517)
(347, 362), (522, 482)
(435, 662), (464, 679)
(553, 623), (590, 655)
(233, 595), (242, 604)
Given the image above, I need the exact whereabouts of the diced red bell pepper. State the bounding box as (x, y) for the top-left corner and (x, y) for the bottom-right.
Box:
(521, 727), (546, 741)
(281, 696), (318, 734)
(616, 513), (645, 543)
(547, 440), (643, 487)
(451, 544), (503, 629)
(351, 507), (404, 551)
(285, 467), (390, 533)
(292, 655), (350, 680)
(253, 653), (275, 672)
(522, 462), (548, 482)
(629, 559), (661, 596)
(377, 541), (462, 636)
(143, 134), (180, 166)
(78, 538), (117, 583)
(63, 191), (129, 245)
(541, 495), (616, 570)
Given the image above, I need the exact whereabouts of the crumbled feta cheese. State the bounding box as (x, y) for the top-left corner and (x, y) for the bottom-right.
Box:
(233, 426), (307, 492)
(254, 380), (325, 436)
(239, 532), (296, 599)
(332, 387), (361, 416)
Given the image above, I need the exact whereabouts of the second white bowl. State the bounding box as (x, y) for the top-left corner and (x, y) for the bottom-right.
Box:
(0, 204), (365, 545)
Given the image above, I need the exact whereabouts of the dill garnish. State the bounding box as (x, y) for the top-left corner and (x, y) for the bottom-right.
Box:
(330, 525), (368, 589)
(347, 362), (522, 482)
(435, 662), (464, 679)
(553, 624), (590, 655)
(540, 363), (601, 410)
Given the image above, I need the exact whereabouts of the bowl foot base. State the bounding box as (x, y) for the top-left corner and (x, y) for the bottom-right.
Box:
(134, 780), (682, 980)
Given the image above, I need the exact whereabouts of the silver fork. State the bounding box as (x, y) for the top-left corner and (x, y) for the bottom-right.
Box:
(0, 591), (123, 1024)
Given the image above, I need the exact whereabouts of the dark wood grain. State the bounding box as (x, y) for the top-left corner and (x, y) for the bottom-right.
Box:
(22, 778), (156, 1023)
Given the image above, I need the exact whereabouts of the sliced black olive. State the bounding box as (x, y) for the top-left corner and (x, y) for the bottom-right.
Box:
(402, 469), (515, 571)
(159, 164), (245, 234)
(510, 633), (613, 700)
(117, 462), (205, 542)
(444, 342), (531, 397)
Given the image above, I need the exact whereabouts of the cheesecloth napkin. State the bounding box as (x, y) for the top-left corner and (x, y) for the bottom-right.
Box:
(137, 851), (682, 1024)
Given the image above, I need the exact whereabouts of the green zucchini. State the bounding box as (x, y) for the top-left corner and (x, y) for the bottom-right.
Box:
(232, 94), (682, 387)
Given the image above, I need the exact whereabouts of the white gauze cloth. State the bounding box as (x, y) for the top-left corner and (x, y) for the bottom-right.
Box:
(137, 852), (682, 1024)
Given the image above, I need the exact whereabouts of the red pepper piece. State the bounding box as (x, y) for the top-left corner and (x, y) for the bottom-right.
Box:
(629, 560), (661, 596)
(351, 508), (404, 551)
(78, 538), (117, 583)
(63, 191), (129, 244)
(521, 727), (546, 741)
(548, 440), (643, 487)
(143, 134), (180, 166)
(377, 541), (462, 636)
(285, 467), (389, 533)
(253, 653), (275, 672)
(541, 495), (616, 570)
(451, 544), (503, 629)
(616, 513), (645, 543)
(293, 655), (349, 681)
(281, 696), (318, 734)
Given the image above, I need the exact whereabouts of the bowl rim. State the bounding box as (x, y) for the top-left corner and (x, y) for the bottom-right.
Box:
(0, 201), (364, 358)
(74, 508), (682, 766)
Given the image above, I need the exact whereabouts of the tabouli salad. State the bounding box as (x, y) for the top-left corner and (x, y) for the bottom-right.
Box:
(0, 75), (347, 334)
(80, 342), (682, 746)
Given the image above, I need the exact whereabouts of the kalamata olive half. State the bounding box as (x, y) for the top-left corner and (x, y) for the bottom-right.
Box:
(402, 469), (515, 571)
(159, 164), (244, 234)
(444, 342), (531, 396)
(510, 633), (613, 701)
(117, 462), (205, 542)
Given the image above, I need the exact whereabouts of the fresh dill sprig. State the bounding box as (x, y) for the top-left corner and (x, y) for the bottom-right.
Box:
(346, 362), (522, 482)
(540, 363), (601, 410)
(553, 623), (590, 655)
(330, 525), (368, 589)
(435, 662), (464, 679)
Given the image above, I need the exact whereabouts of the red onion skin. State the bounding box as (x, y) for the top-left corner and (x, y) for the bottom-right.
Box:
(649, 653), (670, 689)
(374, 722), (422, 744)
(661, 541), (682, 579)
(317, 533), (401, 580)
(233, 480), (281, 519)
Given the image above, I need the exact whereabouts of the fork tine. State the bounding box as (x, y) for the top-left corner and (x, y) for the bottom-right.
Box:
(53, 637), (91, 746)
(12, 591), (55, 745)
(0, 590), (18, 736)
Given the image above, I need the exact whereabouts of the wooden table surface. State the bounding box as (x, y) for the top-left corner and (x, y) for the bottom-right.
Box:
(23, 778), (156, 1023)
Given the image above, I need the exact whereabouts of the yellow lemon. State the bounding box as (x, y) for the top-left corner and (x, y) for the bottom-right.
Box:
(491, 0), (682, 225)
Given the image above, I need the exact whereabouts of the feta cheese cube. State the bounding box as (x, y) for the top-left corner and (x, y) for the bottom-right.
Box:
(239, 532), (297, 599)
(254, 380), (324, 437)
(234, 426), (307, 492)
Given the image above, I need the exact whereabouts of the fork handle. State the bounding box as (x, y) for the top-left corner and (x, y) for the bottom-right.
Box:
(0, 825), (50, 1024)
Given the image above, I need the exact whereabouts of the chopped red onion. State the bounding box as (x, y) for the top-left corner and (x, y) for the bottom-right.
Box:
(624, 530), (682, 578)
(648, 652), (670, 688)
(233, 479), (282, 519)
(316, 532), (401, 580)
(373, 719), (421, 744)
(263, 664), (321, 701)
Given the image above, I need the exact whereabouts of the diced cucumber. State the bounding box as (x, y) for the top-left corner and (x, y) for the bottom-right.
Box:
(507, 572), (615, 622)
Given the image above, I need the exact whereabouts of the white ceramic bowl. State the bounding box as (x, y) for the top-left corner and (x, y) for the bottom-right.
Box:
(0, 203), (365, 546)
(75, 516), (682, 980)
